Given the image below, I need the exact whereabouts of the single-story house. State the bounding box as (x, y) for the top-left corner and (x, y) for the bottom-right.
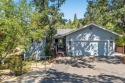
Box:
(54, 23), (122, 56)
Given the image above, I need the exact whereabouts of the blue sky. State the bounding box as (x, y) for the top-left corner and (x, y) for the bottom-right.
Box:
(60, 0), (88, 21)
(14, 0), (88, 21)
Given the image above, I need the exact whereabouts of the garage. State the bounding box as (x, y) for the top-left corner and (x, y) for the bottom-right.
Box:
(71, 41), (108, 56)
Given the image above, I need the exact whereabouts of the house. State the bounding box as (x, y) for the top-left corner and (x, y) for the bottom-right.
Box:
(54, 23), (122, 56)
(24, 37), (46, 60)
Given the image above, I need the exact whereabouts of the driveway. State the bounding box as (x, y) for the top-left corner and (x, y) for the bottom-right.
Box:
(41, 56), (125, 83)
(2, 56), (125, 83)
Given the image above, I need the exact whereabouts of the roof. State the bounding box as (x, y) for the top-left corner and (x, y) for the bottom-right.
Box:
(54, 23), (122, 38)
(54, 29), (76, 38)
(56, 29), (76, 35)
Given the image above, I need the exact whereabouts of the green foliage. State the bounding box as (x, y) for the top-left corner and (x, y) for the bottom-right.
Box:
(116, 35), (125, 46)
(9, 55), (23, 76)
(0, 0), (33, 59)
(32, 0), (66, 56)
(65, 14), (80, 28)
(0, 0), (68, 65)
(67, 19), (72, 28)
(82, 0), (125, 45)
(72, 13), (79, 28)
(0, 64), (9, 70)
(44, 28), (57, 56)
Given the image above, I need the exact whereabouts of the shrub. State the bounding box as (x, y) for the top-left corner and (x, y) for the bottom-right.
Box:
(9, 55), (23, 76)
(0, 64), (9, 69)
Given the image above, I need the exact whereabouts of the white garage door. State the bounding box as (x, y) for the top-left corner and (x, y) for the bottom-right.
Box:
(71, 41), (108, 56)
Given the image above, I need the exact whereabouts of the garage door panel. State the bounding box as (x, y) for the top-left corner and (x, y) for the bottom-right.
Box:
(98, 41), (108, 56)
(72, 41), (108, 56)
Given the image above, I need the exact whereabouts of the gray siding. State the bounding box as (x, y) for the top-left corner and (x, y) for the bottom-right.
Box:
(66, 25), (116, 56)
(24, 41), (45, 60)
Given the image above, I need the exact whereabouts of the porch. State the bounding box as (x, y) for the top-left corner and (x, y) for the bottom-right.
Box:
(54, 36), (66, 57)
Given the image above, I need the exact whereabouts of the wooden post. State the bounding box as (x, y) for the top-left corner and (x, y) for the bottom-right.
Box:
(123, 46), (124, 54)
(20, 56), (22, 75)
(45, 56), (46, 71)
(36, 59), (37, 68)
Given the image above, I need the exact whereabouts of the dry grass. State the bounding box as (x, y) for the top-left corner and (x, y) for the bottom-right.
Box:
(0, 57), (56, 82)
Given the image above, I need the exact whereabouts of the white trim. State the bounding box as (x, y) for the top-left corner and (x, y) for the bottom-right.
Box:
(107, 40), (110, 56)
(62, 23), (122, 37)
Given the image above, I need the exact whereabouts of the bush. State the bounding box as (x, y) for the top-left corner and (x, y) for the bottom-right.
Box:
(9, 55), (23, 76)
(0, 64), (9, 69)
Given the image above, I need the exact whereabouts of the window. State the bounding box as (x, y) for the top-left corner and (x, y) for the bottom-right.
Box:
(68, 37), (72, 50)
(69, 37), (72, 46)
(110, 41), (113, 46)
(69, 41), (71, 46)
(110, 41), (113, 51)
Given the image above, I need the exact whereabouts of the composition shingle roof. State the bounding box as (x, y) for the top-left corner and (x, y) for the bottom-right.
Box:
(54, 29), (76, 38)
(56, 29), (76, 35)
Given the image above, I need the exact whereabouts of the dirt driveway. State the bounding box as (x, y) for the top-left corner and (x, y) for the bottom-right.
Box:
(41, 56), (125, 83)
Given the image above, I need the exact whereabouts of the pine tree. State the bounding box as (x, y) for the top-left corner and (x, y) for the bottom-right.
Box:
(72, 13), (79, 28)
(67, 19), (72, 28)
(32, 0), (66, 56)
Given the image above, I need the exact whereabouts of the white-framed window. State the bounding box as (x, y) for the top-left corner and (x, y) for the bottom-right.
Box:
(110, 41), (113, 51)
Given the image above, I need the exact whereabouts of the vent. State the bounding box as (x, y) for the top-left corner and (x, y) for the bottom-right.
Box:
(89, 27), (93, 30)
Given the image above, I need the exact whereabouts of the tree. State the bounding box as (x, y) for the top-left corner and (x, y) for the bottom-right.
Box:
(0, 0), (20, 58)
(32, 0), (66, 56)
(66, 19), (72, 28)
(82, 0), (125, 45)
(72, 13), (79, 28)
(65, 14), (80, 28)
(0, 0), (33, 62)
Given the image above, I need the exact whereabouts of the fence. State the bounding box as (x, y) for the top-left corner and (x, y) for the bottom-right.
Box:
(115, 45), (125, 54)
(0, 56), (54, 77)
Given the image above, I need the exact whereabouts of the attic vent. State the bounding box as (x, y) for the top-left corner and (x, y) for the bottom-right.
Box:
(89, 27), (93, 30)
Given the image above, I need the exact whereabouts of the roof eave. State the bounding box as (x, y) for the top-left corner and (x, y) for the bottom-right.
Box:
(92, 23), (122, 37)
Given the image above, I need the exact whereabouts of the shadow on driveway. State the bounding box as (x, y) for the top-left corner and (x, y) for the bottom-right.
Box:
(56, 56), (124, 69)
(40, 69), (125, 83)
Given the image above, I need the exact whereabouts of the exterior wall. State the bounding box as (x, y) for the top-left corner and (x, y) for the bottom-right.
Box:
(66, 25), (116, 56)
(24, 40), (46, 60)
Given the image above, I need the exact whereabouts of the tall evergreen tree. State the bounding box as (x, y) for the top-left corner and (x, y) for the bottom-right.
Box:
(72, 13), (79, 28)
(67, 19), (72, 28)
(32, 0), (66, 56)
